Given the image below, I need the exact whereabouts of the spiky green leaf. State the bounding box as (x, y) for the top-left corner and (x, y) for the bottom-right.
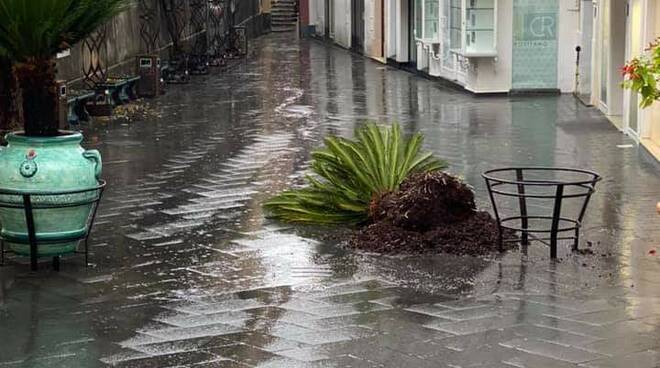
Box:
(264, 123), (447, 225)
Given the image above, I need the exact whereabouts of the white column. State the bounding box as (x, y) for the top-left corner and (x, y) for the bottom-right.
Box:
(396, 0), (410, 62)
(386, 0), (397, 58)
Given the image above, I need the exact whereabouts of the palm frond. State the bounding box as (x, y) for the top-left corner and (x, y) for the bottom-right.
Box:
(264, 123), (448, 225)
(0, 0), (129, 61)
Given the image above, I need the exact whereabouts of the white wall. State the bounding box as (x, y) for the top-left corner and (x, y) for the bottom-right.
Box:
(578, 0), (594, 95)
(465, 0), (513, 93)
(365, 1), (376, 55)
(396, 0), (410, 62)
(386, 0), (397, 58)
(467, 0), (578, 93)
(638, 0), (660, 156)
(364, 0), (387, 59)
(607, 0), (626, 115)
(334, 0), (352, 48)
(558, 0), (581, 92)
(309, 0), (325, 35)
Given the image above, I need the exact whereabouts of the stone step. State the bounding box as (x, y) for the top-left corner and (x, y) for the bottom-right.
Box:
(271, 8), (295, 13)
(271, 17), (297, 22)
(272, 22), (297, 27)
(271, 25), (296, 32)
(271, 12), (297, 17)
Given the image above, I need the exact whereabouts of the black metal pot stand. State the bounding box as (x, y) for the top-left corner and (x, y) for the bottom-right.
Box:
(483, 168), (601, 259)
(0, 181), (106, 271)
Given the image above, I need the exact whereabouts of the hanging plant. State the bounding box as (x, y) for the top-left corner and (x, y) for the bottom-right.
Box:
(622, 37), (660, 108)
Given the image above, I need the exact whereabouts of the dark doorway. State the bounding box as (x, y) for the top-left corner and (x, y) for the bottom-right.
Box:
(408, 0), (417, 67)
(351, 0), (365, 53)
(324, 0), (330, 37)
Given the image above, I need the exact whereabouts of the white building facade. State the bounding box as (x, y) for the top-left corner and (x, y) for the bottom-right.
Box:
(308, 0), (583, 93)
(304, 0), (660, 161)
(386, 0), (583, 93)
(307, 1), (385, 58)
(582, 0), (659, 160)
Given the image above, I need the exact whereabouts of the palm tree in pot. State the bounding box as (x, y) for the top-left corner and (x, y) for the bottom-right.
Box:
(0, 0), (126, 259)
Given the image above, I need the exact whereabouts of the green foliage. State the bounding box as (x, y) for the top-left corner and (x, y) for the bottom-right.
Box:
(264, 123), (447, 225)
(0, 0), (128, 62)
(622, 37), (660, 108)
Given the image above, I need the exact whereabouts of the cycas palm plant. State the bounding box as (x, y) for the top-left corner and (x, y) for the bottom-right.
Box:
(0, 0), (128, 136)
(264, 123), (447, 225)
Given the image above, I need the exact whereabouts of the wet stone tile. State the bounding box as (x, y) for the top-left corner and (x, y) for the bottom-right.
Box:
(506, 324), (603, 347)
(525, 315), (604, 337)
(432, 304), (517, 321)
(332, 342), (441, 368)
(1, 32), (660, 368)
(580, 350), (660, 368)
(167, 298), (268, 315)
(243, 335), (310, 353)
(258, 321), (316, 338)
(142, 322), (244, 342)
(285, 326), (377, 346)
(502, 351), (581, 368)
(111, 350), (219, 368)
(500, 338), (605, 364)
(276, 346), (331, 362)
(204, 343), (279, 366)
(424, 314), (525, 336)
(305, 302), (392, 319)
(561, 308), (654, 326)
(403, 303), (453, 317)
(580, 334), (660, 357)
(153, 310), (254, 328)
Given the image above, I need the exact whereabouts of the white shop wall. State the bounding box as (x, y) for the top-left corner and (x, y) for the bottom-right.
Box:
(385, 0), (398, 58)
(309, 0), (326, 35)
(365, 1), (380, 58)
(466, 0), (514, 93)
(473, 0), (581, 93)
(393, 0), (580, 93)
(334, 0), (352, 48)
(558, 0), (581, 92)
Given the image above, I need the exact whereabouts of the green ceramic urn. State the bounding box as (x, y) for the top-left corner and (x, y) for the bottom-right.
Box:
(0, 132), (102, 256)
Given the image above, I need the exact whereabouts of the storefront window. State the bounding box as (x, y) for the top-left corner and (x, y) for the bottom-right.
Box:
(424, 0), (439, 40)
(441, 0), (452, 67)
(414, 0), (442, 41)
(415, 0), (423, 39)
(449, 0), (462, 50)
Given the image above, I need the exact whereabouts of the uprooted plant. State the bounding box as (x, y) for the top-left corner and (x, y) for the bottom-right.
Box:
(265, 123), (509, 256)
(264, 123), (447, 224)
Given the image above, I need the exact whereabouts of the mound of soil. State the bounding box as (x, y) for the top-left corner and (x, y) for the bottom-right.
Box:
(352, 171), (515, 256)
(376, 172), (476, 231)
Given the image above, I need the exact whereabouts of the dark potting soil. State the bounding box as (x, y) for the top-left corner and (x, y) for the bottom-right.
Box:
(376, 172), (476, 231)
(350, 212), (516, 256)
(351, 172), (516, 256)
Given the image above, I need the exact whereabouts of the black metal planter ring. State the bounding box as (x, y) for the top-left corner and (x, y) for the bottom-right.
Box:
(482, 168), (601, 259)
(0, 181), (106, 271)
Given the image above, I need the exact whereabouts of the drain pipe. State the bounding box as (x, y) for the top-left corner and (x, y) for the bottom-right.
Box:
(574, 45), (581, 96)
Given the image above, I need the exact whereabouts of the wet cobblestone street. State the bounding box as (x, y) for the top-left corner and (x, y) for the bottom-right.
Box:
(1, 32), (660, 367)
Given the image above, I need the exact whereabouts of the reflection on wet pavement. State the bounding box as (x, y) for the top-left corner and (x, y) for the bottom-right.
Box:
(1, 32), (659, 367)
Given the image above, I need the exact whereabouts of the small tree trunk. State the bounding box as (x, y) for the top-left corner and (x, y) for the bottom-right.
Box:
(0, 58), (16, 135)
(13, 58), (59, 137)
